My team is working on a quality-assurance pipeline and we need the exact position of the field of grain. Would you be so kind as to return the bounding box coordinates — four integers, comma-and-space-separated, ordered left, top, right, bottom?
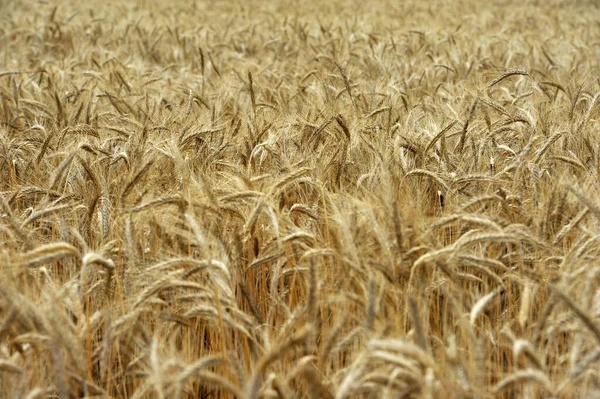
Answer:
2, 0, 600, 397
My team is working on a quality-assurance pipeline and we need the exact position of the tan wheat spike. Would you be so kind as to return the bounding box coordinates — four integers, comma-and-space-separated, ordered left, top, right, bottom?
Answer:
424, 120, 458, 154
181, 370, 241, 398
19, 243, 80, 269
146, 257, 216, 273
176, 355, 231, 389
244, 199, 265, 235
445, 335, 472, 392
458, 262, 504, 287
368, 339, 435, 370
121, 160, 154, 201
247, 324, 315, 399
512, 339, 544, 370
488, 68, 530, 88
289, 204, 319, 220
366, 106, 391, 119
458, 254, 510, 272
281, 355, 318, 388
550, 155, 586, 171
335, 355, 370, 399
0, 195, 30, 246
271, 306, 308, 350
452, 174, 503, 185
23, 387, 51, 399
281, 231, 315, 245
132, 272, 182, 309
404, 169, 450, 192
299, 248, 337, 262
300, 366, 335, 399
492, 369, 554, 395
533, 131, 564, 164
458, 194, 504, 212
329, 327, 365, 362
571, 348, 600, 377
566, 184, 600, 224
553, 208, 589, 245
576, 90, 600, 134
0, 70, 25, 78
432, 214, 503, 232
0, 359, 23, 374
268, 375, 293, 399
550, 286, 600, 346
219, 190, 266, 203
453, 231, 519, 251
247, 250, 285, 270
183, 305, 254, 338
519, 283, 533, 329
411, 247, 456, 273
470, 289, 500, 324
335, 61, 357, 110
268, 167, 313, 195
20, 203, 80, 228
131, 197, 187, 213
179, 127, 226, 147
178, 293, 254, 325
82, 252, 115, 271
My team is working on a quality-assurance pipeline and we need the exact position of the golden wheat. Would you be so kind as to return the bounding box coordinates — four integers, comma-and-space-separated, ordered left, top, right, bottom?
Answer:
2, 0, 600, 397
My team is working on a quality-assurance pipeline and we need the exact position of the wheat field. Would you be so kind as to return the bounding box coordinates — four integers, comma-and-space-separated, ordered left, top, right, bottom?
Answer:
1, 0, 600, 397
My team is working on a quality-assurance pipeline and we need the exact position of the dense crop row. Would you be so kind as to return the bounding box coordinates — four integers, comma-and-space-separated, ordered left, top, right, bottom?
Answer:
1, 0, 600, 397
